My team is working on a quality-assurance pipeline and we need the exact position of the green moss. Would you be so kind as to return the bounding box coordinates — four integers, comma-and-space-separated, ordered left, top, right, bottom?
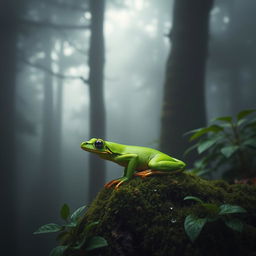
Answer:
70, 173, 256, 255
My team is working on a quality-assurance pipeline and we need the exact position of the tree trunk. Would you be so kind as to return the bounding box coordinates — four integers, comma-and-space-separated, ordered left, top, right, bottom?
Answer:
88, 0, 106, 201
160, 0, 213, 166
41, 39, 54, 177
54, 41, 64, 173
30, 37, 60, 256
0, 1, 18, 254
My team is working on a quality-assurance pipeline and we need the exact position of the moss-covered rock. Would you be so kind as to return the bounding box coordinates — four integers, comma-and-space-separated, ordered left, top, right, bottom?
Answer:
66, 172, 256, 256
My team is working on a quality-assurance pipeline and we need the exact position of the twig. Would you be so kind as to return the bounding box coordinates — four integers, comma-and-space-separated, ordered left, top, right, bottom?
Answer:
19, 57, 89, 84
20, 18, 90, 30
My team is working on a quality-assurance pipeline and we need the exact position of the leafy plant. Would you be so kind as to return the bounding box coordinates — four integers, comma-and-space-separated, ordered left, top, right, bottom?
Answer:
34, 204, 108, 256
184, 109, 256, 180
183, 196, 247, 242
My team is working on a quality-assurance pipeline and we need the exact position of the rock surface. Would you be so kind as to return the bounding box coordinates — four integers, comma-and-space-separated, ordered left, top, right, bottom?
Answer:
68, 172, 256, 256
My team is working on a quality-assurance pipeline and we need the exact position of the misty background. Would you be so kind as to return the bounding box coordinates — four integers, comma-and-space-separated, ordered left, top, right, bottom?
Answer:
1, 0, 256, 255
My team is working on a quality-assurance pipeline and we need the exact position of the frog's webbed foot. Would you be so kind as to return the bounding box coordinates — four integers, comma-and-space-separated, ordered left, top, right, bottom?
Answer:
104, 177, 129, 189
134, 169, 167, 178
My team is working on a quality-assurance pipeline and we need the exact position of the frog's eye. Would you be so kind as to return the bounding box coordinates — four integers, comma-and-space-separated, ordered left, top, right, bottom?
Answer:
94, 139, 104, 149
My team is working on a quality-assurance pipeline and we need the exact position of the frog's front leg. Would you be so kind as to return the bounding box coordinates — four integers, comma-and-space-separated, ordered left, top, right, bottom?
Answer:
104, 154, 138, 189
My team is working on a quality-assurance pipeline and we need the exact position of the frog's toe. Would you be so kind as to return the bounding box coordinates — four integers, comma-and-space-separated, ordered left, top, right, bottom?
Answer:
104, 179, 120, 188
135, 170, 167, 178
114, 177, 129, 189
134, 169, 152, 178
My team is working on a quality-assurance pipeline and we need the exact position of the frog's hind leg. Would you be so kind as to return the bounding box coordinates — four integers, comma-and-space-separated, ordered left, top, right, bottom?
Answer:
134, 170, 167, 178
148, 154, 186, 172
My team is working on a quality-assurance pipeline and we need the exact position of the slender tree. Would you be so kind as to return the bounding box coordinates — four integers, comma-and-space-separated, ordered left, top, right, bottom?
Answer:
160, 0, 213, 165
88, 0, 106, 201
54, 41, 64, 172
0, 1, 20, 254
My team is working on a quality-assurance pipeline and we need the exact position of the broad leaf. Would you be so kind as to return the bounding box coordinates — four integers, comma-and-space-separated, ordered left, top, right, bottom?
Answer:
194, 168, 211, 176
197, 139, 216, 154
214, 116, 232, 123
184, 196, 204, 204
243, 138, 256, 149
184, 215, 207, 242
50, 245, 69, 256
85, 221, 100, 233
33, 223, 63, 234
190, 125, 223, 141
237, 118, 247, 127
244, 118, 256, 129
219, 204, 247, 215
65, 222, 77, 228
85, 236, 108, 251
221, 145, 239, 158
71, 205, 87, 222
202, 203, 219, 215
184, 143, 198, 156
237, 109, 255, 121
224, 218, 244, 232
183, 128, 202, 137
194, 157, 208, 169
60, 204, 70, 221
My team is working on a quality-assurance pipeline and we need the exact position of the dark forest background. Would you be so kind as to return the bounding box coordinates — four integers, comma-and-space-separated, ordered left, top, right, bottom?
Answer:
1, 0, 256, 255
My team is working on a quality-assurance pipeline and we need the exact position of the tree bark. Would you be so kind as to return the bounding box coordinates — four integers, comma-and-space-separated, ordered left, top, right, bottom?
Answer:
88, 0, 106, 201
0, 1, 19, 254
160, 0, 213, 166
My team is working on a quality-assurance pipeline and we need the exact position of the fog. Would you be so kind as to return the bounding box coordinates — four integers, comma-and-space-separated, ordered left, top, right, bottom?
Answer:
1, 0, 256, 255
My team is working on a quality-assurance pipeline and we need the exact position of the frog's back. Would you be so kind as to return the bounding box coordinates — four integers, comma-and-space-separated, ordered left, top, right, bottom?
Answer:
122, 145, 158, 155
106, 141, 171, 159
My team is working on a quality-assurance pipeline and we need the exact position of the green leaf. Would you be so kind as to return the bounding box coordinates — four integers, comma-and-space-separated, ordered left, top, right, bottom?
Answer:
194, 157, 208, 169
221, 145, 239, 158
190, 125, 223, 141
85, 236, 108, 251
214, 116, 233, 123
244, 117, 256, 129
197, 139, 216, 154
184, 143, 198, 156
33, 223, 63, 234
237, 109, 256, 121
237, 118, 247, 127
224, 218, 244, 232
202, 203, 220, 215
243, 138, 256, 149
184, 215, 207, 242
219, 204, 247, 215
60, 204, 70, 221
49, 245, 69, 256
65, 222, 77, 228
183, 128, 202, 137
70, 205, 87, 222
184, 196, 204, 204
195, 168, 212, 176
85, 221, 100, 233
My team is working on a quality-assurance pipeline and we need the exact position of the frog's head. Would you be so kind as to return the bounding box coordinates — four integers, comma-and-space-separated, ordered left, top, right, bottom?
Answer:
81, 138, 112, 155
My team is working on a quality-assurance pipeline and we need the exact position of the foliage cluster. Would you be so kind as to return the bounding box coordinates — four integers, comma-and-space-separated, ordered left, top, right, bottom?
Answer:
183, 196, 247, 242
185, 109, 256, 181
34, 204, 107, 256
